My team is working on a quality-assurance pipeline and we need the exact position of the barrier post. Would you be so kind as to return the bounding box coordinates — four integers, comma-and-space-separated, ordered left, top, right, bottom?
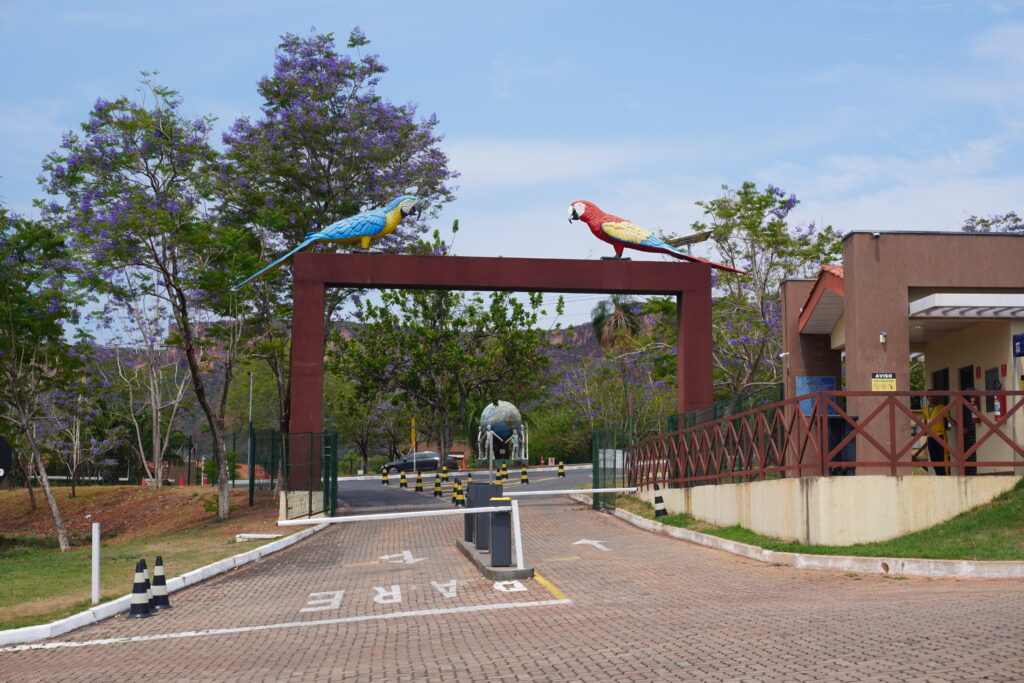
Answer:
474, 482, 502, 551
489, 497, 512, 567
91, 522, 100, 604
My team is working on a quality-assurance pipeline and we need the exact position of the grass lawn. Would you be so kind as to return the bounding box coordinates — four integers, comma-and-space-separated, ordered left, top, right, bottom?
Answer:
0, 485, 286, 631
604, 479, 1024, 562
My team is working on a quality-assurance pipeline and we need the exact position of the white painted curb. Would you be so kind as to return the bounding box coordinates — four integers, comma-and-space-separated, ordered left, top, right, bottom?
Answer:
568, 493, 1024, 580
0, 522, 329, 647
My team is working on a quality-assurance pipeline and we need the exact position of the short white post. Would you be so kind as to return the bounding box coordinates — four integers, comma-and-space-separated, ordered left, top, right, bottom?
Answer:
510, 499, 524, 570
91, 522, 100, 604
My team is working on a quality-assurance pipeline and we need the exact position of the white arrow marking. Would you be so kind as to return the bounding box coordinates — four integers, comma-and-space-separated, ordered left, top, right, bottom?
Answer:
379, 550, 426, 564
573, 539, 611, 552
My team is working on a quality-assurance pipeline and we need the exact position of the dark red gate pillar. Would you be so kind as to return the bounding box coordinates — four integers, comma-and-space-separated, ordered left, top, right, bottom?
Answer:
285, 253, 715, 488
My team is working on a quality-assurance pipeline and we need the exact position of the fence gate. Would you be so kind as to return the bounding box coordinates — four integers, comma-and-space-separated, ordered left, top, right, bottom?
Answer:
275, 431, 340, 520
591, 427, 628, 511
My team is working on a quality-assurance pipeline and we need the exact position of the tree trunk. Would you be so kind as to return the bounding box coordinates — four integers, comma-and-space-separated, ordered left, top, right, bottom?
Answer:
171, 292, 229, 520
23, 422, 70, 551
21, 448, 37, 510
151, 365, 162, 488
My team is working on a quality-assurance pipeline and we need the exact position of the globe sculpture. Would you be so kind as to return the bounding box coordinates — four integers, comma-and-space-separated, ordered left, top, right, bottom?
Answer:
478, 400, 527, 472
479, 401, 522, 442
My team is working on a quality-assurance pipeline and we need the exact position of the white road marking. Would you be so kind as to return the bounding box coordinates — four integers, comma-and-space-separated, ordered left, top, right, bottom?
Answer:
0, 600, 572, 652
372, 585, 402, 604
300, 591, 344, 613
379, 550, 425, 564
573, 539, 611, 551
431, 579, 458, 598
493, 580, 528, 592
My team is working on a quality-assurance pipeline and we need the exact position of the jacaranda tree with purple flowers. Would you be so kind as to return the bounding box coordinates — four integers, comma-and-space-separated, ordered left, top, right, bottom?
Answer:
40, 77, 258, 520
221, 28, 458, 433
961, 211, 1023, 234
689, 182, 843, 397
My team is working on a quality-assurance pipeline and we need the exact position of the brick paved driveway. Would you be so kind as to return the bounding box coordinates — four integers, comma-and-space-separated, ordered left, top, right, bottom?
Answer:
3, 482, 1023, 681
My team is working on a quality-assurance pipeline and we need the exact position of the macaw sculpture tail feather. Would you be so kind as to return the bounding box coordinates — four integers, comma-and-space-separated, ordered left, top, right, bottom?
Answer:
567, 200, 745, 274
234, 196, 425, 289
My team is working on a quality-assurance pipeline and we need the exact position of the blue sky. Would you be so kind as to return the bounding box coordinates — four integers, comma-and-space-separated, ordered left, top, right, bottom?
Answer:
2, 0, 1023, 326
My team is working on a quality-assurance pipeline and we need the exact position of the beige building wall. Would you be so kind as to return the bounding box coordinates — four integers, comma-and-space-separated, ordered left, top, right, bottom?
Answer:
924, 320, 1024, 470
637, 475, 1020, 545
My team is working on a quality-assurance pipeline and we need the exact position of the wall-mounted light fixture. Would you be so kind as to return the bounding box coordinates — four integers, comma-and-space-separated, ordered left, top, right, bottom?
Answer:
879, 331, 888, 343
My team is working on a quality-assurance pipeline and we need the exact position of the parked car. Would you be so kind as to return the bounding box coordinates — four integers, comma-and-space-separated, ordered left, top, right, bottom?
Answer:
382, 451, 460, 474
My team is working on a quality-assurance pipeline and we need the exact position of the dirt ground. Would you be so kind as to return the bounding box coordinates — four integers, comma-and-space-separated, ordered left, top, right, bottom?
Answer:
0, 485, 279, 544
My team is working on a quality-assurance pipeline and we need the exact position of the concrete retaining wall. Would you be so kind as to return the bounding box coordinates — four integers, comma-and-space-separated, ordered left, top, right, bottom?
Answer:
638, 475, 1021, 545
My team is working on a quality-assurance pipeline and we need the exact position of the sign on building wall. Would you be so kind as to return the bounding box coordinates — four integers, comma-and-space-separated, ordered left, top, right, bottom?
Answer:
871, 372, 897, 392
796, 376, 837, 416
1014, 333, 1024, 358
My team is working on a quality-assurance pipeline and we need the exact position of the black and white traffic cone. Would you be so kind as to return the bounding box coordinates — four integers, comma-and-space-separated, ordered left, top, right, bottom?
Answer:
140, 558, 155, 611
151, 556, 172, 610
433, 474, 442, 497
558, 461, 565, 477
653, 483, 668, 519
399, 472, 408, 489
415, 471, 423, 493
127, 560, 152, 618
381, 468, 389, 486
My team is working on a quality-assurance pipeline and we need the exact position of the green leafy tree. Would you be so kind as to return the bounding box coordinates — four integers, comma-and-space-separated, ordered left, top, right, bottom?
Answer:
328, 230, 552, 457
688, 182, 842, 397
40, 77, 258, 520
0, 209, 91, 550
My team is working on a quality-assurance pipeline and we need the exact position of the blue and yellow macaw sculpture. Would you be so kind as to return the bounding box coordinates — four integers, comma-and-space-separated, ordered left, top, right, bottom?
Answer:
235, 195, 425, 288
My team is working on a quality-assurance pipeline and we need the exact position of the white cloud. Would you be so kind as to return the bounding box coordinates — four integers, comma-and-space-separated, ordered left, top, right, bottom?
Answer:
971, 21, 1024, 67
444, 138, 665, 189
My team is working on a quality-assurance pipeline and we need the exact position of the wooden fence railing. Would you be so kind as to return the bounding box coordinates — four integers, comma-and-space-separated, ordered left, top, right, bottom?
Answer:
627, 391, 1024, 489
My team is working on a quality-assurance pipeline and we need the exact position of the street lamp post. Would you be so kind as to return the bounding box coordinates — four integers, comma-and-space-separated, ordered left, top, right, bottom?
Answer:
247, 371, 254, 506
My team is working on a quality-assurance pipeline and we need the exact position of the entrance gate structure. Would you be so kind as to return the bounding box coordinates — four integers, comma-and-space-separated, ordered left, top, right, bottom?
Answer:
287, 252, 717, 488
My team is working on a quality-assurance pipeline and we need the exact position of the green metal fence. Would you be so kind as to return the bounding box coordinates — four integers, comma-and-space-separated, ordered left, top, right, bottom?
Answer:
247, 428, 283, 506
591, 426, 630, 511
281, 431, 339, 520
666, 383, 784, 431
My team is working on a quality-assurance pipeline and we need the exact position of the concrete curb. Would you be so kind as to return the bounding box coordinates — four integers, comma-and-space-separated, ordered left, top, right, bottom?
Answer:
455, 539, 534, 580
0, 522, 329, 647
567, 493, 1024, 580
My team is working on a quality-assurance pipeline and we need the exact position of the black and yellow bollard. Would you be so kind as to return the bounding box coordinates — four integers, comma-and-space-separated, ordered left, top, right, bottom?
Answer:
399, 472, 408, 489
126, 560, 152, 618
520, 465, 529, 485
495, 466, 503, 483
441, 466, 449, 483
433, 474, 442, 497
557, 461, 565, 478
415, 470, 423, 492
151, 556, 172, 610
381, 468, 389, 486
455, 480, 466, 507
467, 470, 473, 485
501, 463, 508, 481
451, 479, 460, 505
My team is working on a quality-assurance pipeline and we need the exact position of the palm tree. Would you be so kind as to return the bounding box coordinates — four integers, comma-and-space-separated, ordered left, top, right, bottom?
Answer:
591, 295, 643, 351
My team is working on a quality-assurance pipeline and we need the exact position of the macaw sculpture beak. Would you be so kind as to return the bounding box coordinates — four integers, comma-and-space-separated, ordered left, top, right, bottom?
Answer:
568, 207, 579, 223
404, 199, 426, 218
